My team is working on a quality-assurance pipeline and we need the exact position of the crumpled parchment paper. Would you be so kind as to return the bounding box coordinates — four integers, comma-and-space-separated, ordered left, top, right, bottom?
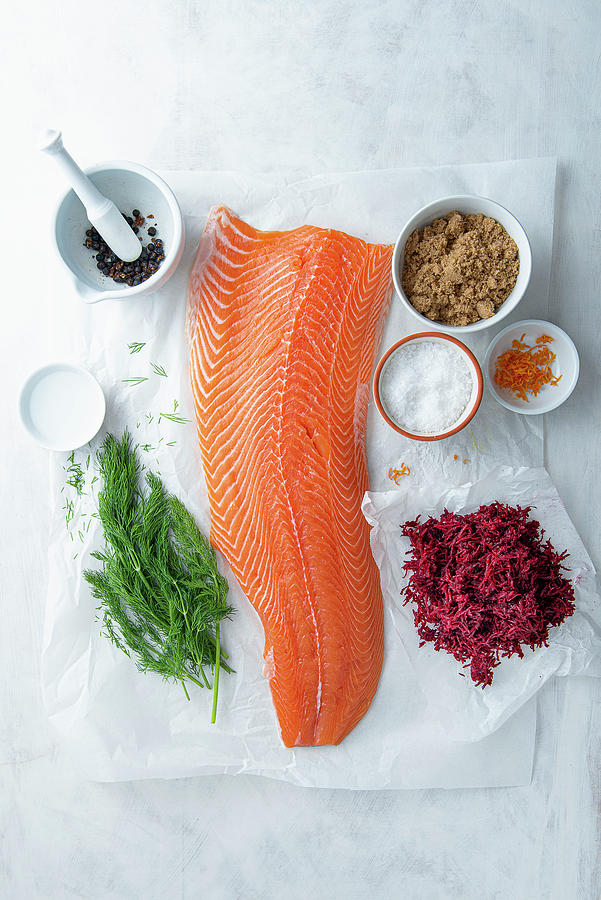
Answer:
42, 159, 567, 788
363, 464, 601, 743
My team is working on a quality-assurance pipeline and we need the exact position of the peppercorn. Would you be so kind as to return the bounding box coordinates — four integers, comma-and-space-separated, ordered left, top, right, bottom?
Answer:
82, 209, 164, 287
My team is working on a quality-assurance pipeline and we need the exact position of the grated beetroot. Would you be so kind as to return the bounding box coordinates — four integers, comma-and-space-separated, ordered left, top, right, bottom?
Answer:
400, 502, 576, 686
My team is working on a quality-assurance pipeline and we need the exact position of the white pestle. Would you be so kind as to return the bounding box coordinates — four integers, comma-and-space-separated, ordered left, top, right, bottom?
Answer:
40, 129, 142, 262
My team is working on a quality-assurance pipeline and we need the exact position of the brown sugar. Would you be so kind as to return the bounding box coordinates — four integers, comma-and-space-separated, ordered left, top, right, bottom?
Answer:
401, 212, 520, 326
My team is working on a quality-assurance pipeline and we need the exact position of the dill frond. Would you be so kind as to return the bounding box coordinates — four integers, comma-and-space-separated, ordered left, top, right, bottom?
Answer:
84, 432, 233, 720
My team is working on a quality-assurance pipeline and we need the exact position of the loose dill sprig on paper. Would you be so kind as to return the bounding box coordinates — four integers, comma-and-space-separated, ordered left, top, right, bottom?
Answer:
84, 432, 234, 721
128, 342, 146, 354
159, 412, 191, 425
151, 362, 168, 378
64, 452, 86, 496
122, 376, 149, 386
63, 498, 75, 528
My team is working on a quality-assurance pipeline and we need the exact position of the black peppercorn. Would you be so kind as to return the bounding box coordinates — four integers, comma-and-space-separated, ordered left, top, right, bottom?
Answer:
82, 208, 164, 287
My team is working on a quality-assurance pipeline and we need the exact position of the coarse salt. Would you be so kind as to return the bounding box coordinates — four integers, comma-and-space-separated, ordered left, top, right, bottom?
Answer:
379, 341, 474, 434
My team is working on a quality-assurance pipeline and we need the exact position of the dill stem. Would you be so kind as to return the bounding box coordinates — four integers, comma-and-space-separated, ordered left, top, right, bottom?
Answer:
131, 558, 155, 600
185, 672, 206, 690
198, 664, 211, 689
211, 623, 221, 725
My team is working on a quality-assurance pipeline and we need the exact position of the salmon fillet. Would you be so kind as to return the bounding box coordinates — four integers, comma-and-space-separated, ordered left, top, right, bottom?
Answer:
187, 206, 393, 746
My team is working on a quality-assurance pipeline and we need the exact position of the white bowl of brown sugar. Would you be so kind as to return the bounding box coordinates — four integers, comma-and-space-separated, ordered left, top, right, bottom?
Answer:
392, 195, 532, 333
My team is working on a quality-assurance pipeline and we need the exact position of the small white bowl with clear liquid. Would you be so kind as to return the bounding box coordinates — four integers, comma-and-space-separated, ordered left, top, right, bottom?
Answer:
19, 363, 106, 451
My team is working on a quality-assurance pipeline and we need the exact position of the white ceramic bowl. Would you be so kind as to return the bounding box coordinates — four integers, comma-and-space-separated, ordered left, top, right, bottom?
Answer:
373, 332, 484, 441
54, 160, 185, 304
392, 195, 532, 334
19, 363, 106, 451
484, 319, 579, 415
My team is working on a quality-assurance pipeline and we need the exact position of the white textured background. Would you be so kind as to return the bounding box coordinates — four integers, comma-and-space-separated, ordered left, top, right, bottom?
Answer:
2, 1, 600, 897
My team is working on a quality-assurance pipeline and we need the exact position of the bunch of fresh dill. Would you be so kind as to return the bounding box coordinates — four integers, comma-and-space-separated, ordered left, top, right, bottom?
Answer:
84, 431, 233, 722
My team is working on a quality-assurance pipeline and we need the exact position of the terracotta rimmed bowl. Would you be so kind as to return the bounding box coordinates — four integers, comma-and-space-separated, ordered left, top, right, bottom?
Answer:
373, 332, 484, 441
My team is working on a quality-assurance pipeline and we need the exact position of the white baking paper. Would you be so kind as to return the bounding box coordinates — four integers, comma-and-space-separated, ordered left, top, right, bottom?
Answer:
363, 465, 601, 743
43, 159, 560, 788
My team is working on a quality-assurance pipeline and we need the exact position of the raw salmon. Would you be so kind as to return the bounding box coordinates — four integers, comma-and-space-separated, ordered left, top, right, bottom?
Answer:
187, 206, 393, 746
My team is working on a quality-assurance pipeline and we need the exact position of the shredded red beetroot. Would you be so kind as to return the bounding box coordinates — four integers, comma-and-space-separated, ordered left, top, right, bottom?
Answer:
400, 502, 575, 686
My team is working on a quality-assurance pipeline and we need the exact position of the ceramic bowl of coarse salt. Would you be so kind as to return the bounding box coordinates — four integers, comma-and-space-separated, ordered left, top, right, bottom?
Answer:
373, 333, 483, 441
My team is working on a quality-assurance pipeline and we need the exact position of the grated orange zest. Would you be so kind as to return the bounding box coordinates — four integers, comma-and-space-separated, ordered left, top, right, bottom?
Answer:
388, 464, 411, 484
494, 333, 562, 402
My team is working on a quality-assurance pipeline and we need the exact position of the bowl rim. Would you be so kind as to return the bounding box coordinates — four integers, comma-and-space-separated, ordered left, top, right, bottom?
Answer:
18, 362, 106, 451
483, 318, 580, 415
373, 331, 484, 441
53, 159, 185, 298
391, 193, 532, 334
